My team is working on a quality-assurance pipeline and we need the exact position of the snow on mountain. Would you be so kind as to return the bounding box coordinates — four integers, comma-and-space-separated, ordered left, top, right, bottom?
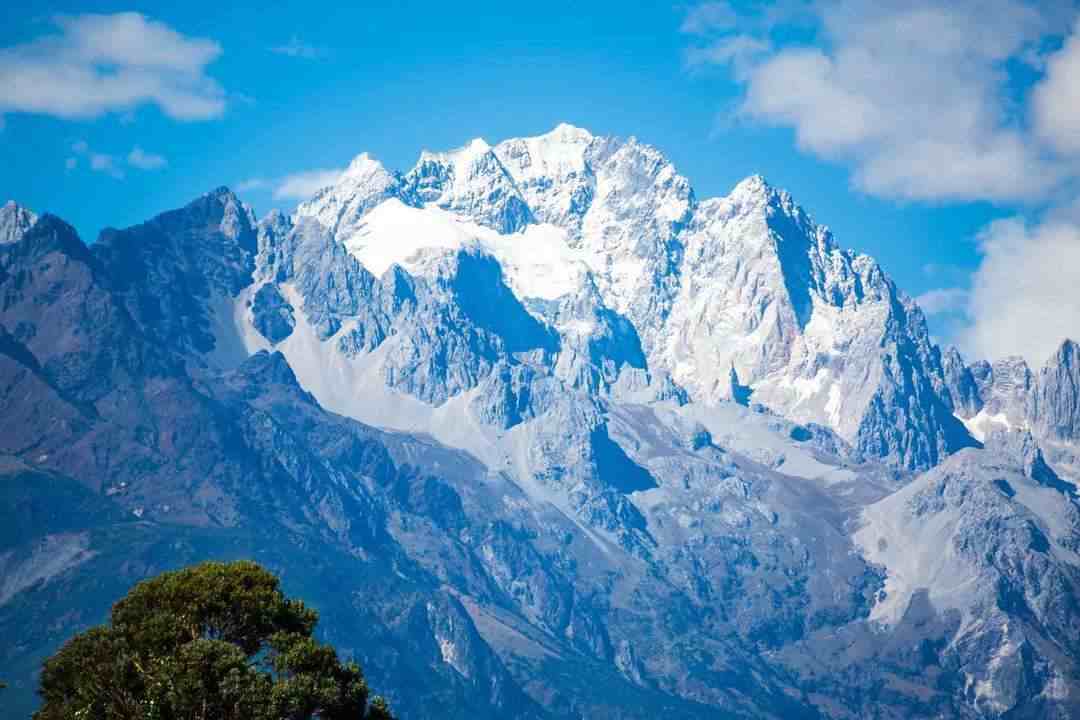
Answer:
981, 356, 1036, 425
944, 341, 1080, 452
0, 200, 37, 244
406, 137, 533, 234
7, 140, 1080, 718
295, 153, 399, 237
492, 123, 595, 232
287, 125, 967, 469
335, 198, 587, 301
657, 174, 959, 463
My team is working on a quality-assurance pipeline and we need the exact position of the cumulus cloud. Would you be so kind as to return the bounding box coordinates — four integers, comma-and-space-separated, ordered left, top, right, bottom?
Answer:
68, 139, 123, 179
683, 1, 1080, 363
916, 287, 970, 316
1033, 18, 1080, 156
127, 146, 167, 170
683, 0, 1076, 202
0, 12, 225, 121
955, 217, 1080, 366
272, 169, 343, 200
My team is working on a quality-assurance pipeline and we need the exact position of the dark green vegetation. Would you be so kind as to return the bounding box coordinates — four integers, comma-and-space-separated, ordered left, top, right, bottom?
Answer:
34, 561, 392, 720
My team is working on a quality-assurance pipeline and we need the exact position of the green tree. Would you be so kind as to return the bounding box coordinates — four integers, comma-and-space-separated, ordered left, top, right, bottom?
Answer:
35, 560, 394, 720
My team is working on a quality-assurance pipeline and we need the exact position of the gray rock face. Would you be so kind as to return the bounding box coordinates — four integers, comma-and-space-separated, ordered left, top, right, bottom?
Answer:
854, 444, 1080, 717
546, 278, 648, 395
1035, 340, 1080, 442
664, 177, 973, 470
4, 128, 1080, 719
269, 216, 389, 341
985, 356, 1036, 423
287, 129, 974, 471
468, 361, 551, 430
250, 282, 295, 344
941, 345, 983, 418
0, 200, 37, 244
403, 141, 534, 234
940, 341, 1080, 454
92, 187, 258, 358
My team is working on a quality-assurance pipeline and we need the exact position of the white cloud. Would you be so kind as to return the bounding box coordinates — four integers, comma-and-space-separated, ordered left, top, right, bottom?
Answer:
234, 172, 341, 200
1033, 18, 1080, 155
127, 146, 167, 170
236, 178, 269, 192
685, 35, 770, 74
69, 139, 123, 178
90, 153, 123, 179
71, 141, 167, 174
685, 0, 1077, 202
270, 36, 325, 60
0, 12, 224, 121
920, 213, 1080, 366
681, 1, 1080, 366
681, 2, 737, 35
272, 169, 343, 200
916, 287, 969, 316
952, 216, 1080, 365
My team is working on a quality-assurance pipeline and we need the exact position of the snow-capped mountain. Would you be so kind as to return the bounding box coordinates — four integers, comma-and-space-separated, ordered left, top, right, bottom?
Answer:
284, 124, 970, 470
946, 341, 1080, 446
3, 125, 1080, 719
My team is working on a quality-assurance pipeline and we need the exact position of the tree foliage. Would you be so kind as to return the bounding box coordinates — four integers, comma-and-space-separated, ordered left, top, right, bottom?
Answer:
35, 560, 393, 720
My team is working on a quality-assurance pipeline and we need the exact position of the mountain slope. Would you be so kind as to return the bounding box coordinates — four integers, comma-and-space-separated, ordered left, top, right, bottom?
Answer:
291, 126, 971, 470
2, 126, 1080, 719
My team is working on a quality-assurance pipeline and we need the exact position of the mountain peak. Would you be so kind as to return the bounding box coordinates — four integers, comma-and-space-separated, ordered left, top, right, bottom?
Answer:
539, 122, 594, 143
1056, 337, 1079, 353
0, 199, 38, 245
723, 174, 810, 232
730, 174, 777, 201
206, 186, 238, 202
418, 137, 492, 166
344, 151, 378, 171
15, 213, 91, 263
464, 136, 491, 153
341, 152, 394, 184
187, 187, 256, 241
1050, 338, 1080, 366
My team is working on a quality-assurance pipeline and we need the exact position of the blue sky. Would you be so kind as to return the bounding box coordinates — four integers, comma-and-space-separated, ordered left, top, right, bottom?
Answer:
2, 1, 1079, 363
